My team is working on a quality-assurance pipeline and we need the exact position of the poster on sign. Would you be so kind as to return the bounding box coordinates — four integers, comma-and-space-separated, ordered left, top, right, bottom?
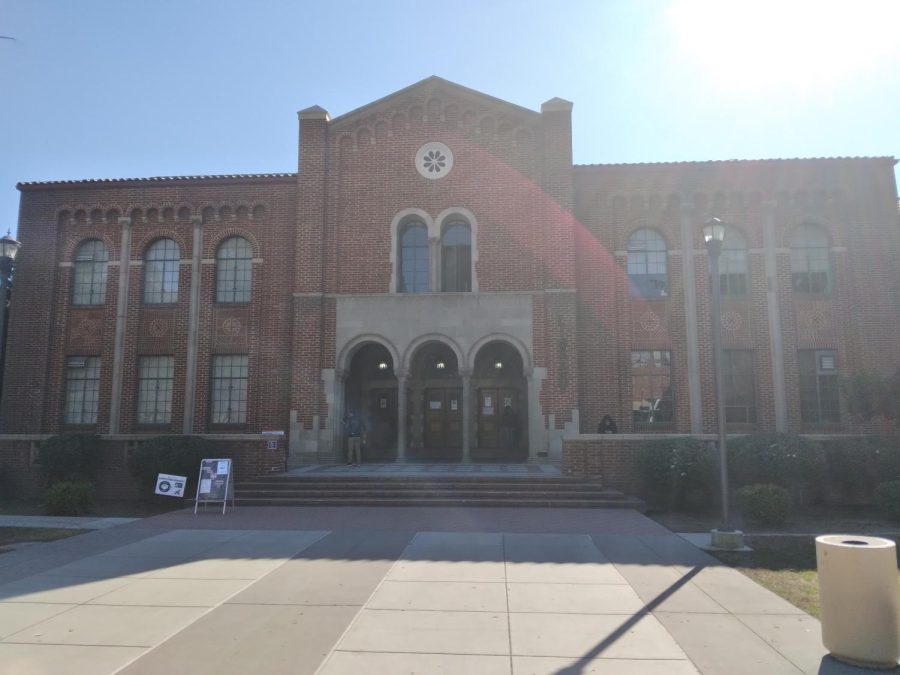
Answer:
194, 458, 234, 515
155, 473, 187, 498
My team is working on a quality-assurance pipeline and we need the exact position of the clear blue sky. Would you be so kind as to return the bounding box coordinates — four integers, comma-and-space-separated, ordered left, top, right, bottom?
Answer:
2, 0, 898, 236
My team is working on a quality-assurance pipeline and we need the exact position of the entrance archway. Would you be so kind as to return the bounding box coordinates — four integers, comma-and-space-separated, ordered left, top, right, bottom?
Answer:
408, 341, 462, 460
345, 342, 397, 461
472, 341, 528, 461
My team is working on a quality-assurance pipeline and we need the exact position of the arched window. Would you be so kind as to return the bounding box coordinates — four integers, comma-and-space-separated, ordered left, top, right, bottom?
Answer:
627, 228, 667, 298
720, 229, 749, 296
790, 224, 831, 293
143, 238, 180, 304
73, 240, 109, 305
215, 236, 253, 303
399, 222, 429, 293
440, 221, 471, 292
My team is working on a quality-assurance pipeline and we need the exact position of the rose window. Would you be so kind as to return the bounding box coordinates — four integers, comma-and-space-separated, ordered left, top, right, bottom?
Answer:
415, 142, 454, 180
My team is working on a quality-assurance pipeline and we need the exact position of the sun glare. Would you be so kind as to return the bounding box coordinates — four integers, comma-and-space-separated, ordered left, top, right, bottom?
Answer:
667, 0, 900, 93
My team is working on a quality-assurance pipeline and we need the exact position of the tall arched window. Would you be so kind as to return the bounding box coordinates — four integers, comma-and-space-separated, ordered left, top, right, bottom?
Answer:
216, 236, 253, 303
627, 228, 667, 297
399, 222, 429, 293
440, 221, 471, 292
790, 224, 831, 293
143, 238, 180, 304
720, 229, 749, 296
73, 240, 109, 305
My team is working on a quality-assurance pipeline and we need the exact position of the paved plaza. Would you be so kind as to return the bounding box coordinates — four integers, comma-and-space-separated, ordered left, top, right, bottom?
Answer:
0, 506, 881, 674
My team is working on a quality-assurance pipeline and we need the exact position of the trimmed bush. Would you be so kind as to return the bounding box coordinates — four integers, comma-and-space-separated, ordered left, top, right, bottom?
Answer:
728, 433, 824, 501
636, 437, 716, 511
737, 484, 792, 526
45, 481, 94, 516
822, 436, 900, 502
126, 435, 214, 490
874, 480, 900, 521
36, 434, 102, 485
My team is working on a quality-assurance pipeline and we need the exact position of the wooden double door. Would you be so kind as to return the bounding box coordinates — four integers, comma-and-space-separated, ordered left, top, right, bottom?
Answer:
420, 387, 462, 459
364, 388, 397, 460
476, 387, 525, 460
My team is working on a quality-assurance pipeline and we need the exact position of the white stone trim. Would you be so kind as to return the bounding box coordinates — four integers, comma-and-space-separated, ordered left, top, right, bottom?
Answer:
336, 333, 402, 374
401, 332, 467, 372
466, 332, 533, 371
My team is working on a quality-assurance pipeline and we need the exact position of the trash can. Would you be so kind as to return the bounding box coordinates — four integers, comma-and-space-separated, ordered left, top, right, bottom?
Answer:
816, 535, 899, 670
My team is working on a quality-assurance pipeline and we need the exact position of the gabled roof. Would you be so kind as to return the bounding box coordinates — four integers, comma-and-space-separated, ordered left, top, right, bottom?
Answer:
329, 75, 541, 127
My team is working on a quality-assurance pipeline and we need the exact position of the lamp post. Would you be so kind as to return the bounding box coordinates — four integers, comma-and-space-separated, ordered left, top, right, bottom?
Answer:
703, 218, 742, 549
0, 232, 22, 402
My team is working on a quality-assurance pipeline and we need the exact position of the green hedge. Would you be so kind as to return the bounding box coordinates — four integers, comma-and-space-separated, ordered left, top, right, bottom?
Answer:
738, 484, 792, 526
636, 437, 716, 511
36, 434, 103, 485
126, 435, 214, 491
636, 433, 900, 512
45, 481, 95, 516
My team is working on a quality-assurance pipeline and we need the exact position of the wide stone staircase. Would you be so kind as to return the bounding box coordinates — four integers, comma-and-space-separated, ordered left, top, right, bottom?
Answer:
234, 471, 644, 509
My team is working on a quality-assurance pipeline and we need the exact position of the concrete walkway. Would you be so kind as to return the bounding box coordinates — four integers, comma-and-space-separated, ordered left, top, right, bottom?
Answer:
0, 507, 881, 674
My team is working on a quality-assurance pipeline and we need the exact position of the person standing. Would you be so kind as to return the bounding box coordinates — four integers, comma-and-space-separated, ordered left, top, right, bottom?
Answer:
344, 410, 365, 466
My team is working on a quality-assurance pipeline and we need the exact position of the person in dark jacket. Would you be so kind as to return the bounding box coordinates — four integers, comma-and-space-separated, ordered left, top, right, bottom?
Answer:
597, 415, 618, 434
344, 410, 365, 466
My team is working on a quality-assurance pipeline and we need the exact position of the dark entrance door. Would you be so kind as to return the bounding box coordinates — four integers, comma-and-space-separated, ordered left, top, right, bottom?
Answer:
477, 387, 523, 460
422, 388, 462, 459
365, 388, 397, 460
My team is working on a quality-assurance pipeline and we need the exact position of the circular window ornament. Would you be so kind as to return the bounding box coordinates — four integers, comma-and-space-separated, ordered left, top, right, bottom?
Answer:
415, 142, 453, 180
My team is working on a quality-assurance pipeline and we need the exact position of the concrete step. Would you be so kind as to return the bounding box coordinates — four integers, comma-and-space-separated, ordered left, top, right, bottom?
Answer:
235, 488, 627, 499
232, 496, 645, 508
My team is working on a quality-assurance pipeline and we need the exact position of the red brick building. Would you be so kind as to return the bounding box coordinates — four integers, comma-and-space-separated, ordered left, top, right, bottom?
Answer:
2, 77, 899, 494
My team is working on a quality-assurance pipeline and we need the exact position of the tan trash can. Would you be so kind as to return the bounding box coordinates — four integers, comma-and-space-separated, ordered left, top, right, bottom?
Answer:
815, 535, 899, 670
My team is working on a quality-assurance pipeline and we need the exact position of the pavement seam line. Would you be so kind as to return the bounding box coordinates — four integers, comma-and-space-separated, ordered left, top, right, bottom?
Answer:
106, 528, 329, 675
731, 611, 818, 674
502, 533, 514, 674
311, 529, 417, 675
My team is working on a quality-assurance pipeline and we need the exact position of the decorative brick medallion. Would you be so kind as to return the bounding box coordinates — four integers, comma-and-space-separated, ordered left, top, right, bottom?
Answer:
415, 142, 453, 180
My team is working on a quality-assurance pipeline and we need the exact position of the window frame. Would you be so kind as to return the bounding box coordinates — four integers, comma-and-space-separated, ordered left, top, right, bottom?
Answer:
720, 229, 750, 297
798, 349, 840, 424
440, 220, 472, 293
627, 228, 668, 298
631, 349, 674, 428
398, 221, 430, 293
215, 236, 253, 304
722, 349, 757, 424
136, 355, 175, 426
63, 356, 101, 426
790, 224, 832, 295
143, 238, 181, 305
210, 354, 249, 426
72, 240, 110, 306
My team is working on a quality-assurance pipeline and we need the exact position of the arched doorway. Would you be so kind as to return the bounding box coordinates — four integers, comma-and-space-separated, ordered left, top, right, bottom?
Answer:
345, 343, 397, 461
473, 341, 528, 461
408, 341, 462, 461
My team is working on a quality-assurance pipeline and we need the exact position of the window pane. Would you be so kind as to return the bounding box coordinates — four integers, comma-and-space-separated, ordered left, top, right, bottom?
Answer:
627, 229, 667, 298
399, 223, 429, 293
216, 237, 253, 303
799, 349, 839, 423
440, 222, 472, 292
724, 351, 756, 423
137, 356, 174, 425
211, 355, 249, 424
73, 241, 109, 305
632, 350, 673, 426
790, 225, 831, 294
64, 356, 101, 425
144, 239, 180, 304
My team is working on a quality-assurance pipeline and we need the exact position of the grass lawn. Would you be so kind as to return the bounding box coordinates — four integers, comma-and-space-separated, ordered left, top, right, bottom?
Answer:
0, 527, 86, 550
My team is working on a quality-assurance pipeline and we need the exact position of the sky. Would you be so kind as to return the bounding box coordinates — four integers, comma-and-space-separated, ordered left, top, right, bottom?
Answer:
2, 0, 898, 237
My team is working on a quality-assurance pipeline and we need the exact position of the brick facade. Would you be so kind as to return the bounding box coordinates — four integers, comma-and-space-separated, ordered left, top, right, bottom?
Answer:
1, 77, 898, 497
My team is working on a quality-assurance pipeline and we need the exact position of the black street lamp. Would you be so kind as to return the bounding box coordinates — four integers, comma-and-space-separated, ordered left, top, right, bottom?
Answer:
703, 218, 743, 549
0, 231, 22, 402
